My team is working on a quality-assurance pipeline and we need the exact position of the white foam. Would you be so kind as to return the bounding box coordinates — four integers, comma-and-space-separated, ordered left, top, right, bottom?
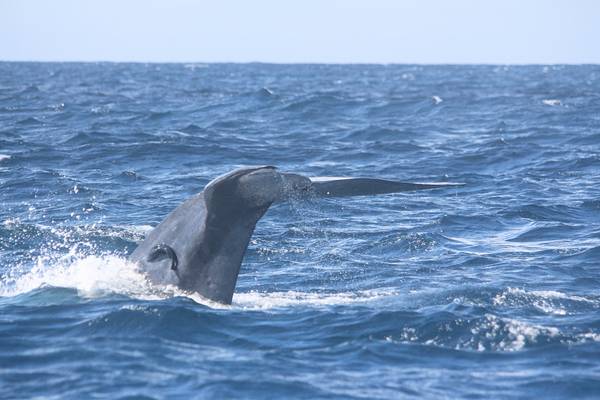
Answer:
472, 314, 559, 351
2, 217, 20, 227
527, 289, 593, 303
389, 313, 560, 352
493, 287, 595, 315
0, 154, 11, 162
0, 252, 227, 307
574, 332, 600, 343
0, 249, 395, 310
542, 99, 561, 106
1, 254, 149, 299
232, 289, 397, 310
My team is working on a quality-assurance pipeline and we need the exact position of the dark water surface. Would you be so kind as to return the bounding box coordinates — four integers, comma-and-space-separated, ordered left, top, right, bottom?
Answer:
1, 63, 599, 399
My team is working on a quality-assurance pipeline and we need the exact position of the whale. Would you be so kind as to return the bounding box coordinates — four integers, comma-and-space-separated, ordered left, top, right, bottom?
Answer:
129, 166, 462, 304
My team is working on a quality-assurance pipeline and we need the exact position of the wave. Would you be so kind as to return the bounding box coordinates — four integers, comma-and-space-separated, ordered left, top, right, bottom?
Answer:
493, 287, 598, 316
384, 311, 600, 352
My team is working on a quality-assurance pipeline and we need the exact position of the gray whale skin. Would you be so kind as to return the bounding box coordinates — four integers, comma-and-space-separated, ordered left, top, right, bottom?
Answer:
129, 166, 462, 304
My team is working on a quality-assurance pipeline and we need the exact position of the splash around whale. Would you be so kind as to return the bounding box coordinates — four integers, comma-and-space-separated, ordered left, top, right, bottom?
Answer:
129, 166, 463, 304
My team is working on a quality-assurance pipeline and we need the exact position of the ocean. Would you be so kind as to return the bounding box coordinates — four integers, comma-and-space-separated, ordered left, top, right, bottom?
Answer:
0, 62, 599, 399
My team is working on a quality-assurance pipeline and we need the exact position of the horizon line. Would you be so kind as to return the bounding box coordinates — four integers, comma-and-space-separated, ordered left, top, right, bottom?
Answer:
1, 59, 599, 66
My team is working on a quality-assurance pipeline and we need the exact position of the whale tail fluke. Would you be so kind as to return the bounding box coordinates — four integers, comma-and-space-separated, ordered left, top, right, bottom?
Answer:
131, 167, 465, 305
308, 176, 464, 198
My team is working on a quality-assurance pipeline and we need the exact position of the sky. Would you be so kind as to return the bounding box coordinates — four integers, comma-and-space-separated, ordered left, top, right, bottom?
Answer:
0, 0, 598, 64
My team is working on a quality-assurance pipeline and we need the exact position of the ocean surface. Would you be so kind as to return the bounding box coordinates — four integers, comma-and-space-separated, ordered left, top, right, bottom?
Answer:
0, 62, 599, 399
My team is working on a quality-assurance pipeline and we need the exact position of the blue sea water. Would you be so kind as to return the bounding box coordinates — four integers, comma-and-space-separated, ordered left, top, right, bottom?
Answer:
0, 62, 599, 399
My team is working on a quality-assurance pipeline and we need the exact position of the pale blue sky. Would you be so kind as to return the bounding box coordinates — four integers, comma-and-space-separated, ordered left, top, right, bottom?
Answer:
1, 0, 598, 63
